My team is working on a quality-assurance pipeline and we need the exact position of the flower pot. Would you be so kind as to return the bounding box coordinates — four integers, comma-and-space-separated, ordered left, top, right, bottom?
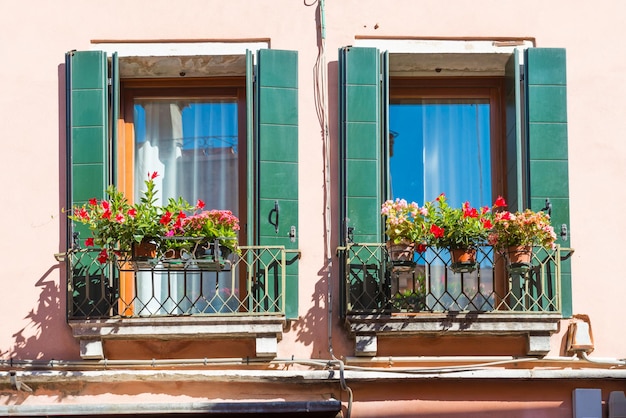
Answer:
386, 241, 416, 263
507, 245, 532, 264
132, 239, 157, 261
450, 248, 477, 273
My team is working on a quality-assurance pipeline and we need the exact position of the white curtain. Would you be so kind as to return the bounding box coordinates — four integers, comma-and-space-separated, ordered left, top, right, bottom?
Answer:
134, 99, 239, 315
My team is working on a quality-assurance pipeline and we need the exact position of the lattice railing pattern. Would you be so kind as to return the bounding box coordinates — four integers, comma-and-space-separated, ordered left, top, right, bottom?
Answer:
338, 243, 567, 315
67, 246, 297, 319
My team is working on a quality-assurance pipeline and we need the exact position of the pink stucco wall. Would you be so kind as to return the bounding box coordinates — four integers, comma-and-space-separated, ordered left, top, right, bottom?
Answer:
1, 0, 626, 415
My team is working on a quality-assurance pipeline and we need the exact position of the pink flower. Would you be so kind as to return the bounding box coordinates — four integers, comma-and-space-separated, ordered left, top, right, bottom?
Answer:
115, 213, 125, 223
196, 199, 205, 210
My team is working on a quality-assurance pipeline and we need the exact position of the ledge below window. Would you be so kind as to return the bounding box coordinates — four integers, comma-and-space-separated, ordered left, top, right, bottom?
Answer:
346, 313, 562, 357
69, 315, 286, 360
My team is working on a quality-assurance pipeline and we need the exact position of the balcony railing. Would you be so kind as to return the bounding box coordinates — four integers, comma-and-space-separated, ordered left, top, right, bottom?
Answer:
67, 246, 299, 320
338, 243, 571, 316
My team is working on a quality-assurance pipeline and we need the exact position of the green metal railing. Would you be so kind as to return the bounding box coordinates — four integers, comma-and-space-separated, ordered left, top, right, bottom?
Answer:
338, 243, 572, 315
66, 246, 298, 319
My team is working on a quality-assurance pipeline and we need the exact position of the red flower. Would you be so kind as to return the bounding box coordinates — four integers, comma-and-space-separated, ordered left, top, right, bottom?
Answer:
75, 208, 89, 220
430, 224, 445, 238
493, 196, 507, 208
481, 206, 490, 215
462, 202, 479, 218
416, 243, 427, 254
196, 199, 205, 209
149, 171, 158, 179
501, 211, 512, 221
101, 200, 110, 210
481, 218, 493, 229
177, 211, 186, 220
115, 213, 125, 223
89, 198, 98, 206
97, 249, 108, 264
85, 237, 94, 247
160, 211, 172, 225
436, 193, 446, 202
102, 209, 111, 220
127, 207, 137, 218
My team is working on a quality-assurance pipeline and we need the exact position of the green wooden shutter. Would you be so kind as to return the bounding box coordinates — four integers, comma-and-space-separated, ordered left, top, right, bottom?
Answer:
256, 49, 299, 319
525, 47, 571, 317
66, 50, 110, 248
504, 49, 524, 212
338, 47, 384, 245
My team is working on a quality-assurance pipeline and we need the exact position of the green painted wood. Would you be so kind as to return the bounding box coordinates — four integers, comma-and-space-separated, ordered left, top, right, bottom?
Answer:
525, 47, 571, 317
504, 50, 524, 212
256, 49, 299, 319
338, 47, 383, 245
66, 50, 109, 246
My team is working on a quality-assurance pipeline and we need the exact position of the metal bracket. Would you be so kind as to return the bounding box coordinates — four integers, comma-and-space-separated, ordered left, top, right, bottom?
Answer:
289, 226, 297, 243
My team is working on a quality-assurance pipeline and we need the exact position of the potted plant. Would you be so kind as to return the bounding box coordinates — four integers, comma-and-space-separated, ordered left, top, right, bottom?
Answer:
69, 172, 240, 265
423, 193, 493, 270
381, 199, 428, 262
164, 207, 241, 259
488, 198, 557, 267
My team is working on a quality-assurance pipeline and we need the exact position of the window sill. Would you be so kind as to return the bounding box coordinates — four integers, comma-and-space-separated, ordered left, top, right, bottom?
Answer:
69, 315, 286, 360
345, 313, 561, 357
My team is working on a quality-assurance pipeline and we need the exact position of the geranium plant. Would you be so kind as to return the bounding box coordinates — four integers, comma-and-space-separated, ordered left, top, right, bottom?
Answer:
488, 197, 557, 251
423, 193, 492, 250
163, 206, 241, 255
381, 198, 429, 245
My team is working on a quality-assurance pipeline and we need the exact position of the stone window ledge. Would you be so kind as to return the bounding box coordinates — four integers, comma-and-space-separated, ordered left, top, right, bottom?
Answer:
346, 313, 562, 357
69, 315, 286, 360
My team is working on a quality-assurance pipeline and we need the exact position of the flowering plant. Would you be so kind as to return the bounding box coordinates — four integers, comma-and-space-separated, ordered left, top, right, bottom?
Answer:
165, 208, 241, 254
488, 198, 556, 251
381, 199, 429, 245
422, 193, 493, 249
70, 172, 240, 263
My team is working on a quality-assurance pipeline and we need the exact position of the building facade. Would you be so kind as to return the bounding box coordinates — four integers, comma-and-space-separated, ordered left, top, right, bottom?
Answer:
2, 1, 626, 416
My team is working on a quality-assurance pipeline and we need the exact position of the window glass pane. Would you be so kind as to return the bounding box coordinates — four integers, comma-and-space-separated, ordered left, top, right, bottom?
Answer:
389, 99, 491, 208
133, 99, 238, 214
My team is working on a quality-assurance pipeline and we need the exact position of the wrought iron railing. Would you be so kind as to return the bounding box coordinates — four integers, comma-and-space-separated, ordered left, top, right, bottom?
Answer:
338, 243, 572, 315
66, 246, 299, 319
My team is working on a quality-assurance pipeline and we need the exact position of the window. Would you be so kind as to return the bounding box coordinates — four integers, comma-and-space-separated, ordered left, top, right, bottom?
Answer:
65, 47, 299, 358
338, 44, 571, 356
389, 77, 504, 208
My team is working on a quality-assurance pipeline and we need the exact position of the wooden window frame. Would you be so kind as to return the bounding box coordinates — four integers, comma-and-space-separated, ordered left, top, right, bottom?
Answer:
389, 76, 507, 200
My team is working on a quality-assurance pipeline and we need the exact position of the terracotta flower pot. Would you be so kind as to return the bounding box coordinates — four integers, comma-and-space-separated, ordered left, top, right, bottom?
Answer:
507, 245, 532, 265
450, 247, 477, 273
386, 241, 416, 263
131, 239, 157, 260
451, 248, 477, 264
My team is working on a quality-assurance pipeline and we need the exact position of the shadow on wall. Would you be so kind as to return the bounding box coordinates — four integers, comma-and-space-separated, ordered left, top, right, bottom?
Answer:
6, 263, 80, 361
5, 63, 79, 361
